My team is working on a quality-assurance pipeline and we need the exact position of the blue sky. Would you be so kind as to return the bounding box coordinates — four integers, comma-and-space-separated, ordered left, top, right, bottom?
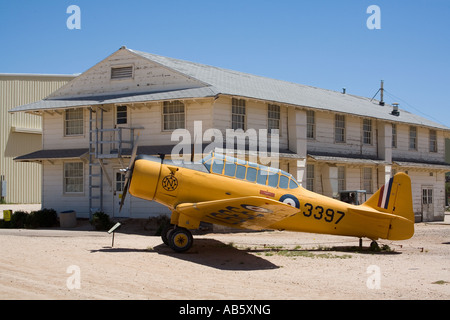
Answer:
1, 0, 449, 127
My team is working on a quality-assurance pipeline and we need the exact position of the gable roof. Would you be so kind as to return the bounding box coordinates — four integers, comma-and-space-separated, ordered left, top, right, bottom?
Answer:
9, 47, 449, 131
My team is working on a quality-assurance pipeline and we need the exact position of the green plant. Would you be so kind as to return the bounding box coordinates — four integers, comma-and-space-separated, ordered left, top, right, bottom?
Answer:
27, 208, 58, 228
154, 214, 171, 236
90, 211, 113, 231
9, 211, 29, 228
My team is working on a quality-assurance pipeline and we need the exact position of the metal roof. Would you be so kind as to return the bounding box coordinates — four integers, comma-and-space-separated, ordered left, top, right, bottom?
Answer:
9, 48, 449, 131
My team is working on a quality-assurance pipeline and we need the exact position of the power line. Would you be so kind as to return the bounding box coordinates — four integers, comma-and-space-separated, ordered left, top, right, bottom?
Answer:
383, 90, 448, 127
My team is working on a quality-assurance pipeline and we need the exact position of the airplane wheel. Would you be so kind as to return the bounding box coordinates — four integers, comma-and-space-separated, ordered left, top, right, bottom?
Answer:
370, 241, 380, 251
169, 227, 193, 253
161, 224, 175, 246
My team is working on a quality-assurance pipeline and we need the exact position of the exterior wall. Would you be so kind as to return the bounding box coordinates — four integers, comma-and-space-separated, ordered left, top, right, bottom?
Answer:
0, 74, 74, 203
48, 48, 205, 99
42, 159, 170, 219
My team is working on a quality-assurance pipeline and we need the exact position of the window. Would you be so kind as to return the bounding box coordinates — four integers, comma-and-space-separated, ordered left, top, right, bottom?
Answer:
338, 166, 345, 192
236, 165, 246, 179
163, 101, 185, 131
289, 178, 299, 189
363, 167, 373, 194
116, 106, 127, 125
232, 98, 246, 130
306, 164, 315, 191
111, 66, 133, 80
409, 126, 417, 150
246, 167, 257, 182
257, 168, 268, 185
279, 175, 289, 189
64, 162, 83, 193
392, 124, 397, 148
422, 188, 433, 205
429, 130, 437, 153
65, 109, 84, 136
115, 172, 126, 192
212, 158, 224, 174
267, 171, 279, 188
307, 110, 315, 139
224, 161, 236, 177
363, 119, 372, 145
268, 104, 280, 133
335, 114, 346, 143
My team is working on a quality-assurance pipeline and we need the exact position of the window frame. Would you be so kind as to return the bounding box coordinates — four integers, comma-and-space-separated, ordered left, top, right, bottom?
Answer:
392, 124, 397, 148
363, 119, 372, 145
306, 164, 315, 191
232, 98, 246, 130
409, 126, 417, 150
334, 114, 346, 143
363, 167, 373, 194
429, 129, 438, 153
306, 110, 315, 139
162, 100, 185, 131
115, 105, 128, 125
268, 104, 280, 134
64, 108, 84, 136
63, 161, 84, 194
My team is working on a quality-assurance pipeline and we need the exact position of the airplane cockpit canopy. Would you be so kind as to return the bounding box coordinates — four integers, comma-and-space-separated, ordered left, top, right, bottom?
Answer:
202, 152, 299, 190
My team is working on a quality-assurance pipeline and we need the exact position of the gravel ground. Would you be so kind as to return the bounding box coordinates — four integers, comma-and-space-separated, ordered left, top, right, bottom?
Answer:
0, 211, 448, 300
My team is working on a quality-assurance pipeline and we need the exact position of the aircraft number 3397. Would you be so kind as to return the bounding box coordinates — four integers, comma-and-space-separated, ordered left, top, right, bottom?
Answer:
302, 203, 345, 224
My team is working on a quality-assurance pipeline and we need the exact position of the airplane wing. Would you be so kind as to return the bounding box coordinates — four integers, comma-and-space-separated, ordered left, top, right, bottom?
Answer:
175, 196, 299, 230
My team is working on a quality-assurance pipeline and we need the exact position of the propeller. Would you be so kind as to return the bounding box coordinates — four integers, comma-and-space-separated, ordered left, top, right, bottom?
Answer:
119, 132, 140, 212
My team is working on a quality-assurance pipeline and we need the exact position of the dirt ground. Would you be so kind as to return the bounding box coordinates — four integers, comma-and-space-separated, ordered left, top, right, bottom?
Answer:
0, 213, 449, 300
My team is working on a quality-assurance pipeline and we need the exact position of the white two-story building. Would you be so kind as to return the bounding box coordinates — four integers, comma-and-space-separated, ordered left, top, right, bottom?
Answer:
10, 46, 450, 221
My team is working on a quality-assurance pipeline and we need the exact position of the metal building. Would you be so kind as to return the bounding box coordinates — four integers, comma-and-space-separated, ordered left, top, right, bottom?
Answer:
0, 74, 75, 203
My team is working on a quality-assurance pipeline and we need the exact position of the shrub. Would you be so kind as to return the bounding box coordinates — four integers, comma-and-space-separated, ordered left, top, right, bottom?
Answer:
0, 209, 59, 229
10, 211, 29, 228
90, 211, 113, 231
28, 208, 58, 228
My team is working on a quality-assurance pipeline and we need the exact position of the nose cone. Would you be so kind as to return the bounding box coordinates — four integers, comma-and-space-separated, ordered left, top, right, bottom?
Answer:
129, 156, 162, 201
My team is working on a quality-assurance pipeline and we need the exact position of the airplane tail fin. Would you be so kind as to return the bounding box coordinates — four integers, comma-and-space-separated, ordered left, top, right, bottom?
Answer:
362, 173, 414, 240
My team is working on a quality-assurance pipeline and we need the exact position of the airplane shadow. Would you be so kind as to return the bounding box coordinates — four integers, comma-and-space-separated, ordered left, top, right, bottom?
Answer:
91, 238, 280, 271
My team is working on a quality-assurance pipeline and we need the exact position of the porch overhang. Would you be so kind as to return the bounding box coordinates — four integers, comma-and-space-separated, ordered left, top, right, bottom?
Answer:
14, 148, 89, 163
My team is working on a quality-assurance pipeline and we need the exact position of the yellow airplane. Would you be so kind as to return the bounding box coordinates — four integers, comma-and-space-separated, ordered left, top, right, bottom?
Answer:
120, 151, 414, 253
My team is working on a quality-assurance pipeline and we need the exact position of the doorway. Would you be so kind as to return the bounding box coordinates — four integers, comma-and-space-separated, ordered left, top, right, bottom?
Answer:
421, 187, 434, 222
113, 170, 130, 217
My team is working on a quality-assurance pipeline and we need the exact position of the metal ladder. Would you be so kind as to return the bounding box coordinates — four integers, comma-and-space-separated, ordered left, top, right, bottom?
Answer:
88, 107, 104, 219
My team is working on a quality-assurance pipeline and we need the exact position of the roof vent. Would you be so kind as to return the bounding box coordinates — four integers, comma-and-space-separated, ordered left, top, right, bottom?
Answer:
391, 103, 400, 116
111, 66, 133, 80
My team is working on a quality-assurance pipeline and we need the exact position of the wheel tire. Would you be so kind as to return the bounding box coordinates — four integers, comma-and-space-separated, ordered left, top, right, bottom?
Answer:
169, 227, 193, 253
161, 224, 175, 246
370, 241, 380, 252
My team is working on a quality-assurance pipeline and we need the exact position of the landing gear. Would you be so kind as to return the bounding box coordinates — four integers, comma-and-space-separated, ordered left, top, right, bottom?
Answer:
370, 240, 380, 251
161, 225, 193, 253
161, 224, 175, 246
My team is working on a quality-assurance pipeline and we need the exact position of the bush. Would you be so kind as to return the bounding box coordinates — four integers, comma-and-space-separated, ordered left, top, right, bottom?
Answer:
10, 211, 29, 228
0, 209, 58, 229
27, 208, 58, 228
90, 211, 113, 231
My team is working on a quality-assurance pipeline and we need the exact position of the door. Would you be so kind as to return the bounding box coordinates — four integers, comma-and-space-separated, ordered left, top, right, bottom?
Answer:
113, 170, 130, 217
421, 187, 434, 222
114, 105, 132, 155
